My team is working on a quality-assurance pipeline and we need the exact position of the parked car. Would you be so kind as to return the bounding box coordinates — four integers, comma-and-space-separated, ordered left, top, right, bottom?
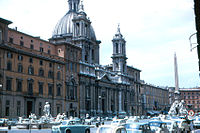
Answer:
111, 119, 126, 126
149, 120, 169, 133
96, 125, 127, 133
0, 118, 8, 126
124, 122, 152, 133
193, 116, 200, 129
162, 119, 180, 133
170, 117, 191, 132
8, 118, 18, 126
52, 119, 90, 133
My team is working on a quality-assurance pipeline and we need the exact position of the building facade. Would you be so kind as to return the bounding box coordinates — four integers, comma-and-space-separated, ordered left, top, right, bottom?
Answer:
0, 0, 169, 118
141, 82, 169, 115
180, 88, 200, 113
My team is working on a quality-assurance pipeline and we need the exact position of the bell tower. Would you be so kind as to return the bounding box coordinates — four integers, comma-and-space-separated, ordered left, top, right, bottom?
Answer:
72, 1, 100, 64
112, 25, 127, 73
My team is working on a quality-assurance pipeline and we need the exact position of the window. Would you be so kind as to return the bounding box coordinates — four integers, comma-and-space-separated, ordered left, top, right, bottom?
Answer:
9, 38, 13, 43
48, 84, 53, 96
57, 71, 61, 80
16, 79, 22, 92
5, 100, 10, 116
6, 77, 12, 91
28, 66, 34, 75
48, 50, 51, 54
18, 55, 23, 61
20, 41, 24, 46
7, 61, 12, 71
40, 47, 44, 52
27, 80, 33, 95
38, 82, 43, 94
74, 64, 77, 72
70, 63, 73, 72
58, 48, 61, 53
30, 44, 34, 49
48, 71, 53, 79
18, 63, 23, 73
7, 52, 13, 58
57, 84, 61, 96
29, 57, 33, 63
0, 28, 2, 43
116, 43, 119, 54
39, 68, 44, 76
40, 60, 43, 66
17, 101, 21, 116
49, 63, 52, 68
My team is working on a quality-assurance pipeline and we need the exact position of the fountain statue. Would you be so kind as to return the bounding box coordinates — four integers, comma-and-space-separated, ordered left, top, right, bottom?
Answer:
17, 101, 66, 129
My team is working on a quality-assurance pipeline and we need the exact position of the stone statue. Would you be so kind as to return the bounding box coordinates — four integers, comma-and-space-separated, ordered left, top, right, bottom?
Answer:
43, 102, 50, 117
178, 100, 188, 116
168, 100, 188, 116
168, 100, 179, 116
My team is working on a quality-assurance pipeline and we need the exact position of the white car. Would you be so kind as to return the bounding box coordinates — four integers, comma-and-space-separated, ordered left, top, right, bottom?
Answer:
149, 120, 169, 133
97, 125, 127, 133
111, 119, 126, 126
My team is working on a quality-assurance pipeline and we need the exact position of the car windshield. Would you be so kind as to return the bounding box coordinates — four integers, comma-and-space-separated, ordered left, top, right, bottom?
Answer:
99, 127, 113, 133
62, 120, 81, 125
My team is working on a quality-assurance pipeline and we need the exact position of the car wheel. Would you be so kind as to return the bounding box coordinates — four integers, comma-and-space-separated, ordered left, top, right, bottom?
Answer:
85, 129, 90, 133
66, 130, 71, 133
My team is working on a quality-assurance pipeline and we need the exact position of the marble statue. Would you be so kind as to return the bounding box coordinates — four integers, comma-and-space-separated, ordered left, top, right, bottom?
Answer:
43, 102, 50, 117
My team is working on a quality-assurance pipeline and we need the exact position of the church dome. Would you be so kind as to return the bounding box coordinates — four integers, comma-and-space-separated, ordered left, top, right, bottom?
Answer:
52, 10, 96, 41
52, 11, 77, 38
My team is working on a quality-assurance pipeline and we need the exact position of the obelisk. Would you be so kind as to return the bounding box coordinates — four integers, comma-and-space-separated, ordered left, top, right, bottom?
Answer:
174, 53, 180, 101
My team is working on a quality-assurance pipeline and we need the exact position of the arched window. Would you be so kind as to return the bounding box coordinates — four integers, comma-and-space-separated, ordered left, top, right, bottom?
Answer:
18, 63, 23, 73
39, 68, 44, 76
69, 80, 77, 100
0, 28, 2, 44
116, 43, 118, 54
57, 84, 61, 96
7, 61, 12, 71
28, 66, 34, 75
57, 71, 61, 80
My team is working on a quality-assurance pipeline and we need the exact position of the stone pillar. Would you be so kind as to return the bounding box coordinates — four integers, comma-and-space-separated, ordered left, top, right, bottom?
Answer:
119, 90, 122, 112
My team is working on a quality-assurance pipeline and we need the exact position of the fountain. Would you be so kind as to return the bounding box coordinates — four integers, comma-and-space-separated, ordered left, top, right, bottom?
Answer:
16, 102, 66, 129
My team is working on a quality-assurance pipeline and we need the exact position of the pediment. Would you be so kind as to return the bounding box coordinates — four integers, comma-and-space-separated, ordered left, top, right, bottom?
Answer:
99, 74, 112, 82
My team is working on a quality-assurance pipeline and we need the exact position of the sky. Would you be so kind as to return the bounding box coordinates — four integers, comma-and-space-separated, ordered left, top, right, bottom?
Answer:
0, 0, 199, 88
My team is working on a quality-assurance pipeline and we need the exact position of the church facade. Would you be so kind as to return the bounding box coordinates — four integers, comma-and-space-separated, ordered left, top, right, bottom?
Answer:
0, 0, 168, 118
